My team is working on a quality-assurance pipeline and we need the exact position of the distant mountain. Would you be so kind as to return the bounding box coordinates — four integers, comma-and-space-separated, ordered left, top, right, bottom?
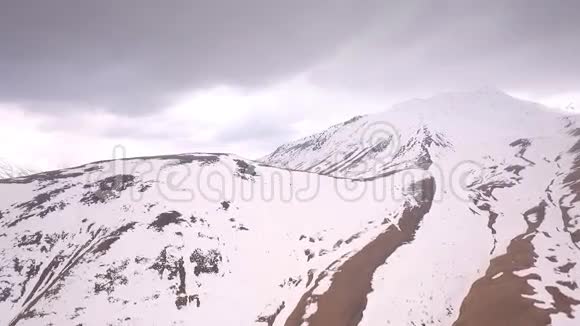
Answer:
0, 158, 35, 179
1, 90, 580, 325
262, 89, 560, 179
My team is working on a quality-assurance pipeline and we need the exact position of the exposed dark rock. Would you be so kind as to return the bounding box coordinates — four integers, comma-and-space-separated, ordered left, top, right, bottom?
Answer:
80, 175, 136, 205
190, 249, 222, 276
38, 201, 68, 218
17, 232, 43, 248
149, 247, 202, 310
557, 280, 578, 290
8, 184, 73, 227
174, 258, 186, 302
510, 138, 536, 166
505, 165, 526, 176
15, 185, 71, 212
94, 260, 129, 295
42, 232, 69, 253
69, 307, 86, 321
343, 115, 363, 125
557, 262, 576, 273
190, 215, 198, 223
92, 222, 138, 255
145, 203, 158, 212
150, 247, 180, 279
304, 249, 314, 261
0, 286, 11, 302
83, 165, 102, 173
522, 201, 547, 230
344, 233, 361, 244
176, 294, 200, 310
138, 183, 152, 193
510, 138, 532, 148
256, 301, 286, 326
234, 159, 257, 180
545, 286, 580, 318
477, 202, 500, 254
148, 211, 184, 232
370, 139, 391, 153
13, 257, 24, 273
546, 256, 558, 262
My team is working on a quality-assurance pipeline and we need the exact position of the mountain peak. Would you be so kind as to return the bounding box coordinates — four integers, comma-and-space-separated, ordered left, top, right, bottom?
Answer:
0, 158, 35, 179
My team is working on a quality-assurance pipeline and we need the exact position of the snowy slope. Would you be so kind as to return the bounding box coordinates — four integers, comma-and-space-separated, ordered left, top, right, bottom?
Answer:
262, 89, 561, 179
262, 90, 580, 326
0, 153, 431, 325
1, 90, 580, 326
0, 159, 35, 179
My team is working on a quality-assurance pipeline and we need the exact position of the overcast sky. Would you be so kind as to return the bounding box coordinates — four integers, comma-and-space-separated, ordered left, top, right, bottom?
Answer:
1, 0, 579, 170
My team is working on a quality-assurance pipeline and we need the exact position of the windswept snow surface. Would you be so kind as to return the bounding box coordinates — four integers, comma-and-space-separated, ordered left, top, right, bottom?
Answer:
1, 90, 580, 325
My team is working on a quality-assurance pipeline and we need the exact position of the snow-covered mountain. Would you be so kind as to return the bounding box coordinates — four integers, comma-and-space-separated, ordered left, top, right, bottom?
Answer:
0, 159, 35, 179
1, 90, 580, 325
262, 89, 561, 179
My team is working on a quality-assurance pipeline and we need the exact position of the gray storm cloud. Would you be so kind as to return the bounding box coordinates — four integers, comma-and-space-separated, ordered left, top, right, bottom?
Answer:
0, 0, 579, 114
311, 0, 580, 95
0, 0, 381, 113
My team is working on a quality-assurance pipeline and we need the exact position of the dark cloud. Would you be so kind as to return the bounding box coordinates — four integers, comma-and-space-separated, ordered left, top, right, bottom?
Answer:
99, 124, 191, 140
215, 114, 297, 144
311, 0, 580, 95
33, 109, 198, 140
1, 0, 579, 116
0, 0, 381, 113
